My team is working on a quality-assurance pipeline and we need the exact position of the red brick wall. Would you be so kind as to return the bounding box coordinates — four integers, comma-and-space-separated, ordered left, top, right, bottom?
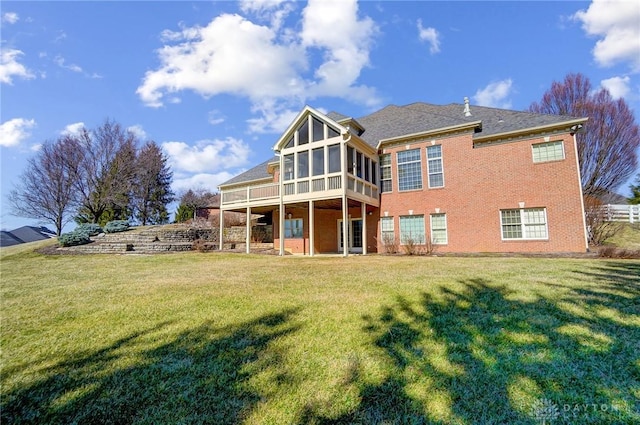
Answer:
377, 131, 587, 253
272, 206, 379, 254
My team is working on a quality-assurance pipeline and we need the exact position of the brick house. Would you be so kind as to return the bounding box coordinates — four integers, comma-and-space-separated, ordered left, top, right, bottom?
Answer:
218, 100, 589, 255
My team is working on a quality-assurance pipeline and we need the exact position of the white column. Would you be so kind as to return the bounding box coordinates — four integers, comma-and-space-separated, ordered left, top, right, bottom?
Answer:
219, 208, 224, 251
309, 200, 315, 256
246, 207, 251, 254
342, 195, 349, 257
279, 206, 285, 256
361, 202, 367, 255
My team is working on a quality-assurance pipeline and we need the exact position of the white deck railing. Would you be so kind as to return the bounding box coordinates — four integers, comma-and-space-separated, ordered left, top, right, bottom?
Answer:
221, 173, 379, 207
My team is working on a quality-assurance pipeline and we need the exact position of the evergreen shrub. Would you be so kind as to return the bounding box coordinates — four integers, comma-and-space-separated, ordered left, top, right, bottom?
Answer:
58, 231, 91, 247
104, 220, 130, 234
76, 223, 103, 236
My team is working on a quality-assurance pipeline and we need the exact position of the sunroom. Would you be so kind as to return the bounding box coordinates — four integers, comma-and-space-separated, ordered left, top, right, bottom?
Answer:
218, 106, 380, 256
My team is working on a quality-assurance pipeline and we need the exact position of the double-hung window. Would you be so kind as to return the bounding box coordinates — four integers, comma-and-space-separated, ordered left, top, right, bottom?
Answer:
427, 145, 444, 188
430, 214, 447, 244
380, 154, 392, 192
501, 208, 548, 240
399, 215, 425, 244
381, 216, 394, 243
397, 149, 422, 191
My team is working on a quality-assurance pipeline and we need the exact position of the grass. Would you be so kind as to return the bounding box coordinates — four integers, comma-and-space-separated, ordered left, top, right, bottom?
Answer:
1, 245, 639, 424
605, 223, 640, 250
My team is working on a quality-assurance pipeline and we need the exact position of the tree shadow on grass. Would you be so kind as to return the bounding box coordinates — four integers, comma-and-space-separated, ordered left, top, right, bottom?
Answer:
2, 308, 300, 424
301, 271, 639, 424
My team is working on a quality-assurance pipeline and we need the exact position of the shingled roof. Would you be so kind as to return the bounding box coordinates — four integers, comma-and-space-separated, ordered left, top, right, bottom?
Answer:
220, 156, 278, 187
357, 102, 583, 147
220, 102, 584, 187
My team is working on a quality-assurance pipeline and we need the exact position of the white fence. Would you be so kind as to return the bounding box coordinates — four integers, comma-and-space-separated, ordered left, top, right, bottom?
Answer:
602, 204, 640, 223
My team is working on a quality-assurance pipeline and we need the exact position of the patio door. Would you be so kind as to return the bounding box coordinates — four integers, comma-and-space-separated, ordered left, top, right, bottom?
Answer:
338, 219, 363, 253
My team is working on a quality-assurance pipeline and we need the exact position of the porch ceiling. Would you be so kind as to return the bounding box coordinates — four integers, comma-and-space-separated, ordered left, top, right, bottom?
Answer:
222, 198, 377, 214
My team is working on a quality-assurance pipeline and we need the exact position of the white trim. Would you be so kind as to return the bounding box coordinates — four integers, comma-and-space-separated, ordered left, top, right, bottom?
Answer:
532, 140, 565, 163
430, 213, 448, 245
500, 207, 549, 241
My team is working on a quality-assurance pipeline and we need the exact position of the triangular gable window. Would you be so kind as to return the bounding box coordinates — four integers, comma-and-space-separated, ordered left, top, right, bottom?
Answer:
285, 136, 294, 149
328, 125, 340, 139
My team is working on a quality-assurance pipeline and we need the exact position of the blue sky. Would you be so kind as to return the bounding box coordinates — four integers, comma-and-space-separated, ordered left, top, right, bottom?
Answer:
1, 0, 639, 231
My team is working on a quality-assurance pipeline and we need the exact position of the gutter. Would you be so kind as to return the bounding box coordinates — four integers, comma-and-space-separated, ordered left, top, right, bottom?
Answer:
473, 118, 588, 144
376, 121, 482, 149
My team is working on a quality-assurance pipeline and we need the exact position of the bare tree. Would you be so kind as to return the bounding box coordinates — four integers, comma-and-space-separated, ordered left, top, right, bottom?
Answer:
530, 73, 640, 198
73, 119, 139, 224
8, 136, 82, 235
132, 141, 174, 225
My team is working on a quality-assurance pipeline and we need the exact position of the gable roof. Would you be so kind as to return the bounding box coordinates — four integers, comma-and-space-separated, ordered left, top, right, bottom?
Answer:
220, 101, 587, 187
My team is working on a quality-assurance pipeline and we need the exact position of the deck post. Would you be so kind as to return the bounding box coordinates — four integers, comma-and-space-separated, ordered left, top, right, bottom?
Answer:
361, 202, 367, 255
219, 208, 224, 251
309, 200, 315, 256
246, 207, 251, 254
342, 195, 349, 257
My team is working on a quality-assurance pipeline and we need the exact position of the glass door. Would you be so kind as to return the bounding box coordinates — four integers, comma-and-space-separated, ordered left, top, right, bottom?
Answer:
338, 219, 363, 253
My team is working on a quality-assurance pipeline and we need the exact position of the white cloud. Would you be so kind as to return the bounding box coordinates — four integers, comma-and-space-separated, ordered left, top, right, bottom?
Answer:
162, 138, 251, 174
300, 0, 378, 104
0, 118, 36, 147
207, 110, 226, 126
239, 0, 295, 30
61, 122, 85, 136
573, 0, 640, 72
600, 75, 631, 99
2, 12, 19, 24
172, 171, 237, 193
473, 79, 514, 108
54, 56, 83, 73
417, 19, 441, 54
0, 48, 35, 84
247, 101, 299, 134
137, 0, 379, 131
127, 125, 148, 140
137, 13, 306, 108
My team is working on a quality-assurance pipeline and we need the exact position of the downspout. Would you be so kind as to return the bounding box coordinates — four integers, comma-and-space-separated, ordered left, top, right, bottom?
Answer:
571, 125, 589, 252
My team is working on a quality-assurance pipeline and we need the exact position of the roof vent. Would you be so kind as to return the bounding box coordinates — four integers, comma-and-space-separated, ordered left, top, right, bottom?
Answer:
463, 97, 472, 117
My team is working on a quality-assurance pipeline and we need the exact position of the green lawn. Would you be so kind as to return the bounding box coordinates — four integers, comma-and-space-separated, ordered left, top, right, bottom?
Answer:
1, 244, 639, 424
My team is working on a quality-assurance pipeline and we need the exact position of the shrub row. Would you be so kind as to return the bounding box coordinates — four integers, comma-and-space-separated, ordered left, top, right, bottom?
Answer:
58, 220, 130, 247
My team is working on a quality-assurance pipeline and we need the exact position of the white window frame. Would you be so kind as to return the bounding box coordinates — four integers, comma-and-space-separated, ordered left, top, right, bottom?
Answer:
399, 215, 425, 244
426, 145, 444, 188
430, 213, 447, 244
380, 154, 392, 193
532, 141, 565, 163
500, 208, 548, 240
380, 216, 394, 243
397, 149, 423, 191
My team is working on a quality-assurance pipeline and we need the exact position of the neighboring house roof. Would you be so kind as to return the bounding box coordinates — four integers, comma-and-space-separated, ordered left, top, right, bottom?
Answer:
219, 102, 586, 187
0, 226, 56, 247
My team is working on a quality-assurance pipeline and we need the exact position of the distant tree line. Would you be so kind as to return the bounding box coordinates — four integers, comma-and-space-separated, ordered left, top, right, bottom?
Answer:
9, 119, 174, 235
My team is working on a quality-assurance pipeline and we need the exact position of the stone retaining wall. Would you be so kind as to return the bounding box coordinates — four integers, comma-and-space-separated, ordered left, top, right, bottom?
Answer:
58, 225, 273, 254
